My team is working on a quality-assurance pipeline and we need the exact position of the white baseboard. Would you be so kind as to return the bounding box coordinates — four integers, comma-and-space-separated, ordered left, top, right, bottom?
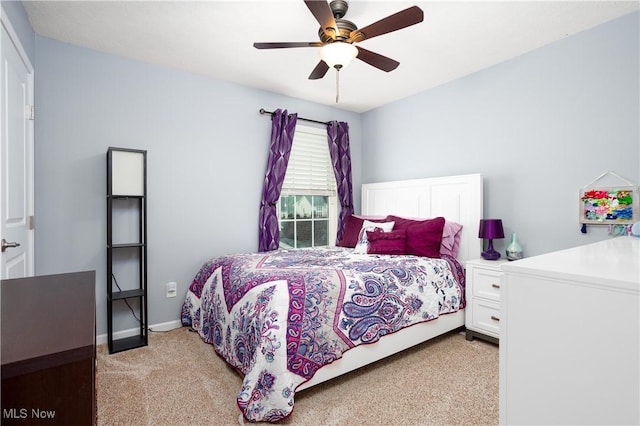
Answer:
96, 319, 183, 346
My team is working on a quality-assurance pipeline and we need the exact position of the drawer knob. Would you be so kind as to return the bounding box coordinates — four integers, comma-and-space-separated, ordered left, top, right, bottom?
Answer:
491, 315, 500, 322
492, 283, 500, 289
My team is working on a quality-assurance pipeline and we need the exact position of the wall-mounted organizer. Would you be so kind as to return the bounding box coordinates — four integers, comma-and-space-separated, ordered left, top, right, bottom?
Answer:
579, 171, 639, 234
106, 147, 148, 353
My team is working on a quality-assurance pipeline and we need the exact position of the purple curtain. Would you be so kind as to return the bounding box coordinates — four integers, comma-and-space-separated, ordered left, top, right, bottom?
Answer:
258, 109, 297, 252
327, 121, 354, 244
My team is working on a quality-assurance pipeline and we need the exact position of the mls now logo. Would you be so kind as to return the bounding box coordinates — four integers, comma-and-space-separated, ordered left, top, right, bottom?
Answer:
3, 408, 56, 419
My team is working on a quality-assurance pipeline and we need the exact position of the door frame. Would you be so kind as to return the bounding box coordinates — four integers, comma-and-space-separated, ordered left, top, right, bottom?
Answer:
0, 8, 35, 277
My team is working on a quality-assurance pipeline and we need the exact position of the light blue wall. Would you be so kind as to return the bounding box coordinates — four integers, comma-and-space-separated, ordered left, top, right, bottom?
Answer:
34, 36, 362, 334
361, 12, 639, 258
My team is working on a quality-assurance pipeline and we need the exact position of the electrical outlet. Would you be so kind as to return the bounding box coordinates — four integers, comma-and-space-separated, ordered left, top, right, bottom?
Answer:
166, 282, 177, 298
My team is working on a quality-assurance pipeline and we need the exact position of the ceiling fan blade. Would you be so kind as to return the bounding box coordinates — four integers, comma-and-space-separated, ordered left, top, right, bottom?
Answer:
254, 42, 323, 49
308, 61, 330, 80
350, 6, 424, 42
356, 46, 399, 72
304, 0, 338, 39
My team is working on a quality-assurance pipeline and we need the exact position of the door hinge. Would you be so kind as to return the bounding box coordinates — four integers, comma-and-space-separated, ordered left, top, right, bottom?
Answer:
25, 105, 34, 120
28, 215, 35, 230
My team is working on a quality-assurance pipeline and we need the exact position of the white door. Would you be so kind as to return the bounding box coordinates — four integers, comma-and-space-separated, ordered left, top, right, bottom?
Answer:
1, 18, 34, 279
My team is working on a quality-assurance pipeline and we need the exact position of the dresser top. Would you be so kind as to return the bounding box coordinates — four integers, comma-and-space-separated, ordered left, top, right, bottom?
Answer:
1, 271, 96, 365
501, 236, 639, 292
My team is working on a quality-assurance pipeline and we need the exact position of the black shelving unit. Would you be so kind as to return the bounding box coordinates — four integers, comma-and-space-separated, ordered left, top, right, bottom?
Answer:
106, 147, 148, 354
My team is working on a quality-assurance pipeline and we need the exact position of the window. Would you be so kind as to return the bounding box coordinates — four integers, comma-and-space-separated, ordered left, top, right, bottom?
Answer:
278, 125, 337, 249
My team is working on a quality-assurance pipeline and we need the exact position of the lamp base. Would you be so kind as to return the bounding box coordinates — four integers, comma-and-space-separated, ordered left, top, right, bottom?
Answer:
481, 249, 502, 260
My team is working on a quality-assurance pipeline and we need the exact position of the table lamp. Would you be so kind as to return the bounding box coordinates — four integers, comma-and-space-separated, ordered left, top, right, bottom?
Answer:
479, 219, 505, 260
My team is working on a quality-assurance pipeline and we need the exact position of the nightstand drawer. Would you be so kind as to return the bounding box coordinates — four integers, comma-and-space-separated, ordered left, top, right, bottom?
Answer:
471, 299, 501, 337
472, 267, 502, 302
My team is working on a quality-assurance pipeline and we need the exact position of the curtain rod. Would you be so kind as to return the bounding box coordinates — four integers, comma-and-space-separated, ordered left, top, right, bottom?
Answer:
259, 108, 329, 126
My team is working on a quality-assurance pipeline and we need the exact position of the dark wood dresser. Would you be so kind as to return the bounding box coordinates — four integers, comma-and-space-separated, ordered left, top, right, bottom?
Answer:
1, 271, 96, 425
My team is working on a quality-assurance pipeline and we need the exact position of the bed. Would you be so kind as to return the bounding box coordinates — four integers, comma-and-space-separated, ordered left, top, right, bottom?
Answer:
181, 173, 483, 422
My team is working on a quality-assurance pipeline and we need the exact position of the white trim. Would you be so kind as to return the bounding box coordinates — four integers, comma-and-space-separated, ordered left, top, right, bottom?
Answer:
96, 319, 183, 346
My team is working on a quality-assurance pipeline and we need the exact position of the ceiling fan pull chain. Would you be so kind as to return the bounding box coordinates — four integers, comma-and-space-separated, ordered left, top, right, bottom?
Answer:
335, 68, 340, 103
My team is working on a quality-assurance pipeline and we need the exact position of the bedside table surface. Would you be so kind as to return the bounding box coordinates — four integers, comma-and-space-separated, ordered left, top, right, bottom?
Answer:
466, 258, 509, 268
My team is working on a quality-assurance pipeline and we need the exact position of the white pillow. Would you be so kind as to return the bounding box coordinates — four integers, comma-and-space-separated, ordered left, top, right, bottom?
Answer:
353, 220, 395, 254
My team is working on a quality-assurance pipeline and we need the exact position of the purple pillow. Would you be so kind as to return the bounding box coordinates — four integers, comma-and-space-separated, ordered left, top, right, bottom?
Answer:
386, 215, 463, 257
336, 215, 364, 248
404, 217, 445, 258
384, 215, 419, 231
440, 221, 463, 257
366, 229, 407, 255
337, 215, 386, 248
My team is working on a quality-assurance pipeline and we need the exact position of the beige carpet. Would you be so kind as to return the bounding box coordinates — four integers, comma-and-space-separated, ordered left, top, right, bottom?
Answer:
96, 327, 498, 425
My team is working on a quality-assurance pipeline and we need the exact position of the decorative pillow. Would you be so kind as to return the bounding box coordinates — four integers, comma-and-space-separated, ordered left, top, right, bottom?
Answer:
384, 215, 420, 231
366, 228, 407, 255
404, 216, 446, 258
353, 220, 395, 254
440, 221, 463, 257
385, 215, 463, 257
337, 215, 386, 248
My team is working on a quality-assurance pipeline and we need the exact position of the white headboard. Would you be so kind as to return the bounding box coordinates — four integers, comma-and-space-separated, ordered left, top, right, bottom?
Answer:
361, 174, 483, 264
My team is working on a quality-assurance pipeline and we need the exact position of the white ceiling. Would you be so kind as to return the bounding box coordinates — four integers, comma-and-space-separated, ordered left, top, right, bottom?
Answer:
22, 1, 639, 113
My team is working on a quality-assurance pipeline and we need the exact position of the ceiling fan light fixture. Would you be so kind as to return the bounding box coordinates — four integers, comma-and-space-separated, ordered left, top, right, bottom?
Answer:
319, 42, 358, 69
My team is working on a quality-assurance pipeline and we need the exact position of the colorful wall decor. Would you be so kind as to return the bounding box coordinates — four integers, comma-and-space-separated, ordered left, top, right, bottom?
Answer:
580, 186, 639, 224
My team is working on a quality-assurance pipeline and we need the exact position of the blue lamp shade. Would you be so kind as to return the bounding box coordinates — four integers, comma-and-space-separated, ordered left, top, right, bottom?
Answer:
478, 219, 505, 260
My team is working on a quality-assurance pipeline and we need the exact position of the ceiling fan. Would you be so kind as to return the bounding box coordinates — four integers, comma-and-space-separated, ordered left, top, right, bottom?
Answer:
253, 0, 424, 81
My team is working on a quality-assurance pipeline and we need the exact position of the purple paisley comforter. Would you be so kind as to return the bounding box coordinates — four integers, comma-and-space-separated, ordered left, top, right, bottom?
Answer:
181, 247, 465, 422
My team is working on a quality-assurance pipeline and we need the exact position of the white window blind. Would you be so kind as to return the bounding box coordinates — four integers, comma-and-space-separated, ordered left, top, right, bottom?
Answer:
282, 125, 336, 196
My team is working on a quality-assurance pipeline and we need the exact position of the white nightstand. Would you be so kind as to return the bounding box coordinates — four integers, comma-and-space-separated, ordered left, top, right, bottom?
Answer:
465, 258, 508, 344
